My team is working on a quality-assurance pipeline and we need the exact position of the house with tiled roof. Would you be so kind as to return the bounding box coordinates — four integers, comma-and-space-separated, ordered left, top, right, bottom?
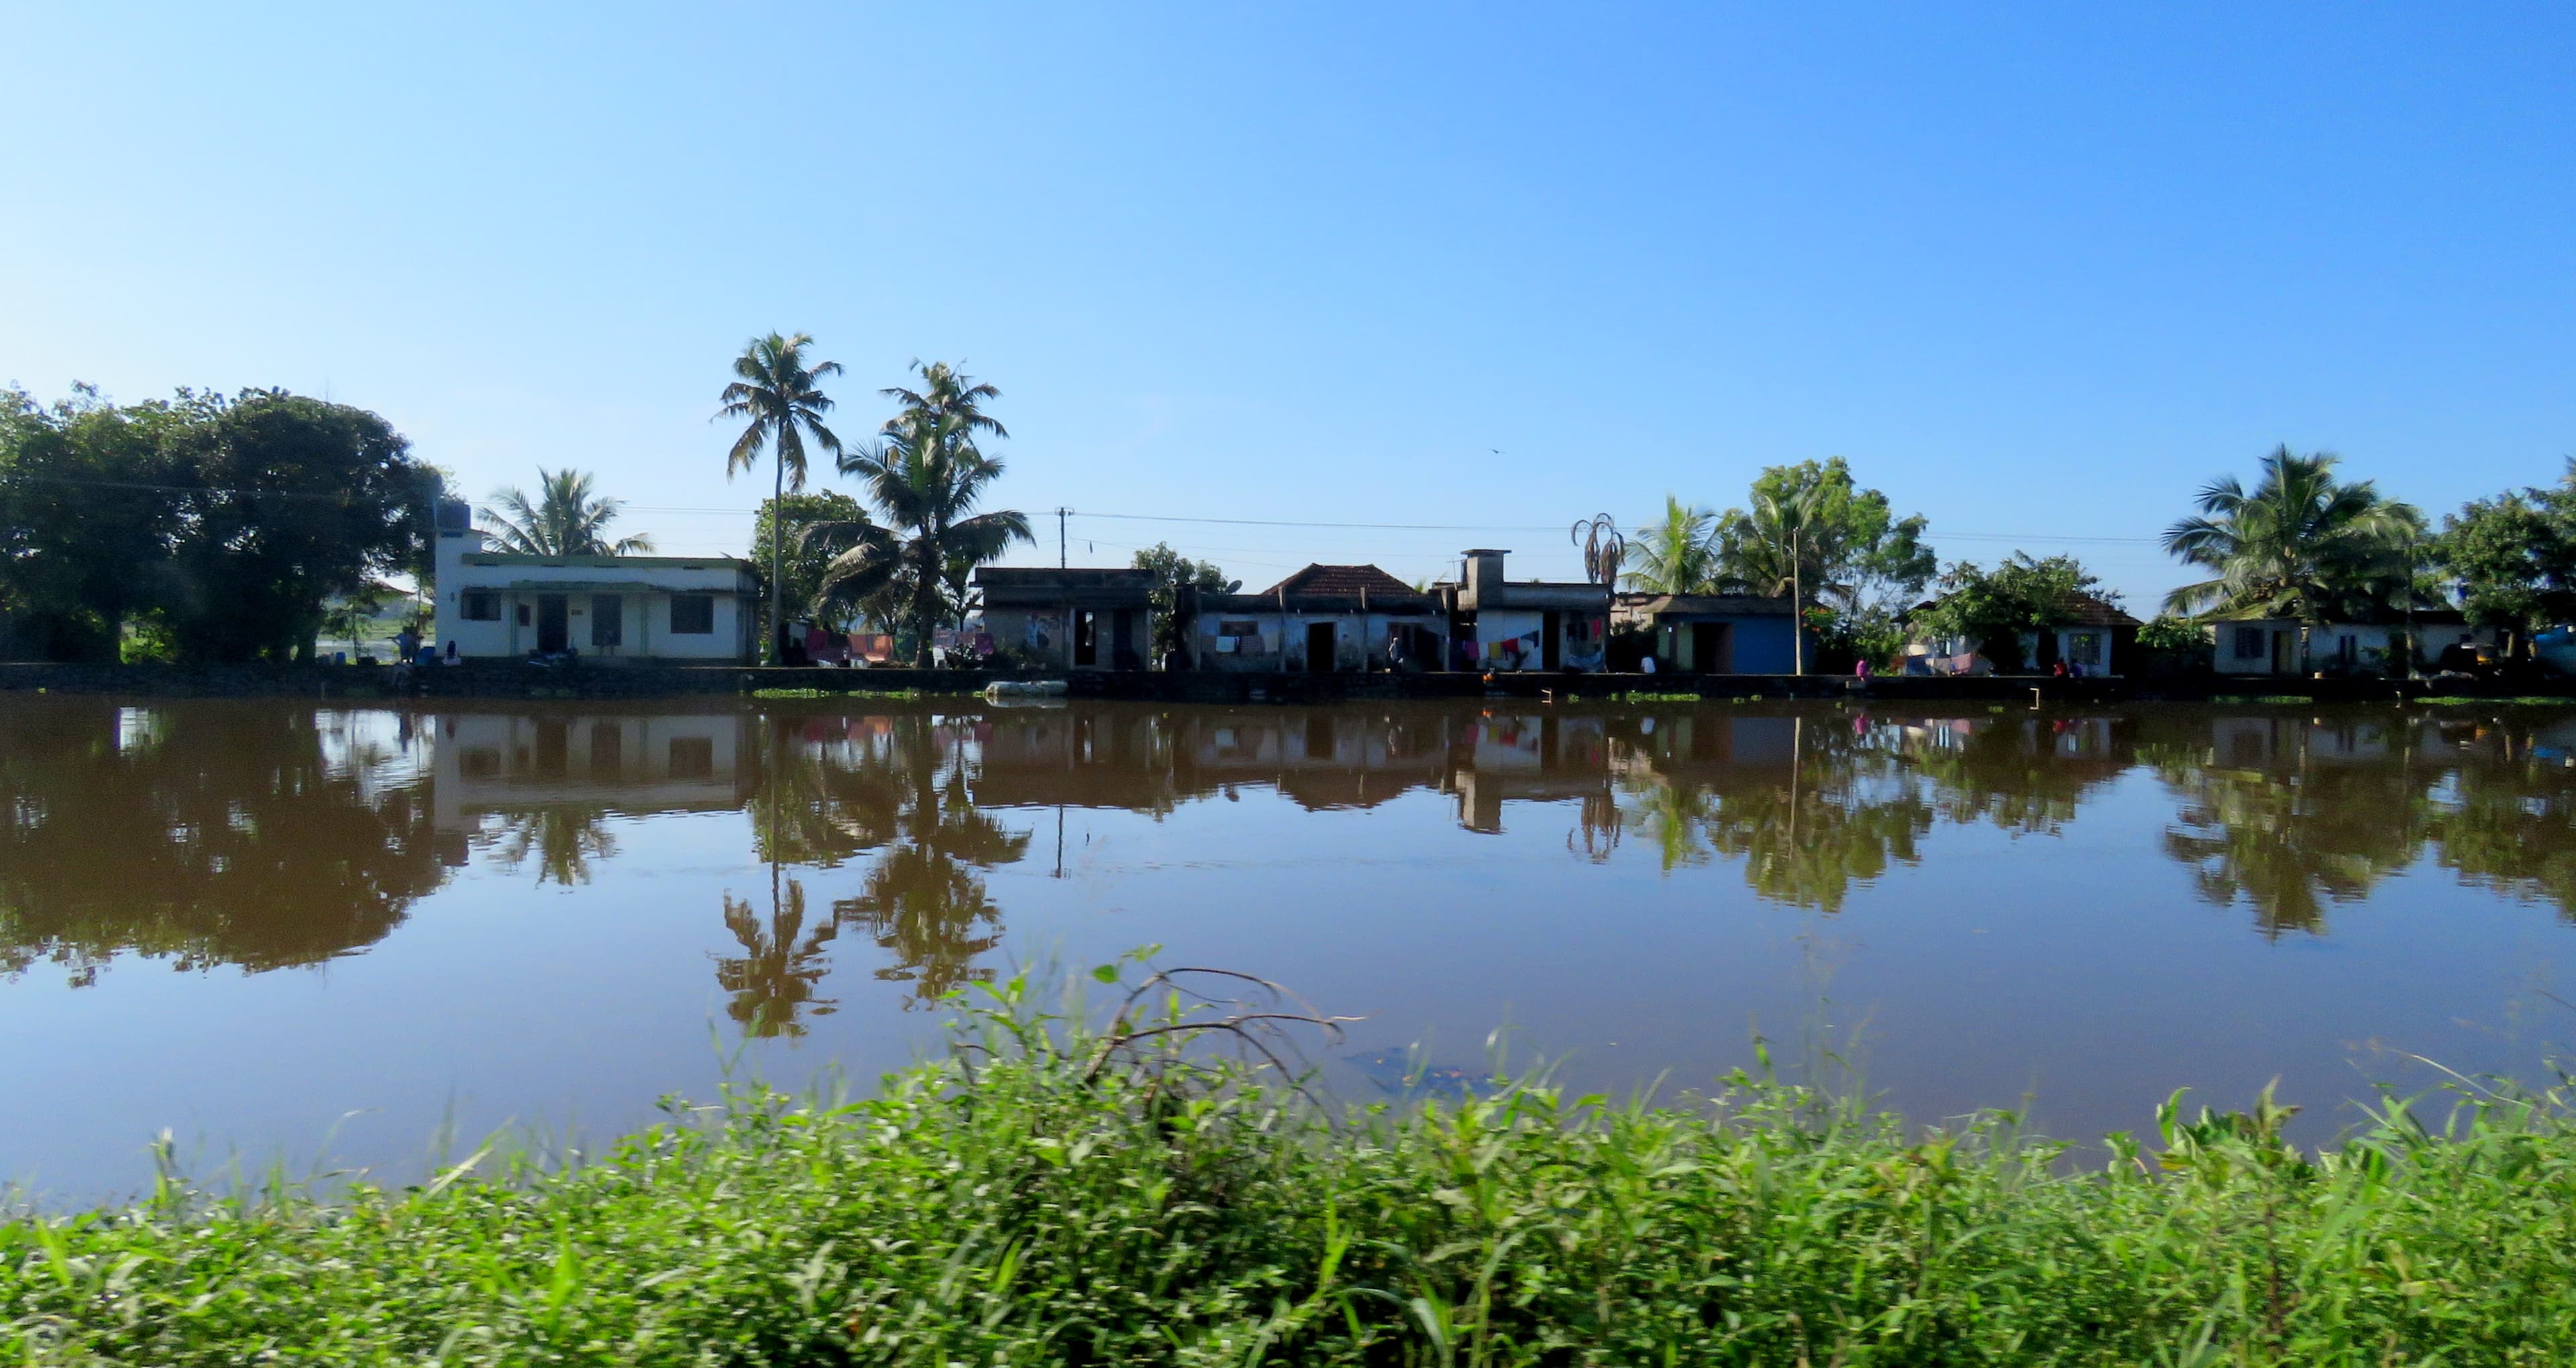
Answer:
1902, 589, 2144, 675
1185, 563, 1448, 672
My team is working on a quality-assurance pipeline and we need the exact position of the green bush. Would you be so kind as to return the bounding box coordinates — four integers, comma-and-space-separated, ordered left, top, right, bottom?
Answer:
10, 967, 2576, 1364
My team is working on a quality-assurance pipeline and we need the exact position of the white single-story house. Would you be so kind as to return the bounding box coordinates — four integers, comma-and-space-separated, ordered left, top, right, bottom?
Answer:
2211, 612, 2497, 677
1187, 564, 1447, 672
974, 567, 1161, 671
1904, 591, 2141, 675
430, 501, 760, 662
1440, 549, 1611, 672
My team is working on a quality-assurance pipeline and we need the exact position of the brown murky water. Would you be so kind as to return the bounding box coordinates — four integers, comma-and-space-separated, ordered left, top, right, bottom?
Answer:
5, 695, 2576, 1195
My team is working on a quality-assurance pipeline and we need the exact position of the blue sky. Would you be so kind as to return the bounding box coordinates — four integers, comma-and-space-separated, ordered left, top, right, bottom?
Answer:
3, 4, 2570, 606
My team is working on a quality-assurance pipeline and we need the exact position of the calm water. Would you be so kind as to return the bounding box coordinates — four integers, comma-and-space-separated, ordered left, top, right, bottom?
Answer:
5, 695, 2576, 1195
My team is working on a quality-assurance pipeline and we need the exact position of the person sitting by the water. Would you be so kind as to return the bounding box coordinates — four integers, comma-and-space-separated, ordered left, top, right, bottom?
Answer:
1854, 658, 1872, 679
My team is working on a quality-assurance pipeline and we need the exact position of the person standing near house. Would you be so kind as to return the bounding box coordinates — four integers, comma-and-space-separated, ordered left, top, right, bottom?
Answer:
394, 624, 421, 665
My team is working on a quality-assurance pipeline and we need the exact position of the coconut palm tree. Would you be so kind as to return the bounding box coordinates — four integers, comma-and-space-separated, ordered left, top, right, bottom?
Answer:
2161, 447, 2423, 670
479, 469, 653, 557
814, 362, 1032, 665
716, 332, 844, 663
1715, 486, 1830, 673
1622, 496, 1722, 594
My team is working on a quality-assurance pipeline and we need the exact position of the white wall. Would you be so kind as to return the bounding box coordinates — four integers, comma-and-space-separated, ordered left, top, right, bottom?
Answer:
431, 531, 755, 662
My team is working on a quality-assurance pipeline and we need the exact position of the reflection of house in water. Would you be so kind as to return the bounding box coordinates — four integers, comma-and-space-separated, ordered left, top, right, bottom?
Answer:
970, 706, 1461, 813
430, 711, 755, 838
2204, 714, 2430, 771
1448, 712, 1617, 833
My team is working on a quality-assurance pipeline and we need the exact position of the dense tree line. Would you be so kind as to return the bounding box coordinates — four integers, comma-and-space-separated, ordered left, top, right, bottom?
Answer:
0, 384, 440, 663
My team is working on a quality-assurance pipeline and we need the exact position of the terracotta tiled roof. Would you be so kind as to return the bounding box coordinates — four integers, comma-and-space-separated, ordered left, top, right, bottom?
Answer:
1258, 564, 1419, 597
2058, 592, 2141, 628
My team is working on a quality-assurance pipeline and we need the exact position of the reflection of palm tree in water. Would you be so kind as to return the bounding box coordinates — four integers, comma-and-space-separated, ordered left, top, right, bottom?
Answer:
484, 809, 617, 887
714, 878, 839, 1037
747, 712, 1031, 1009
833, 758, 1029, 1005
1567, 787, 1623, 862
2143, 736, 2432, 937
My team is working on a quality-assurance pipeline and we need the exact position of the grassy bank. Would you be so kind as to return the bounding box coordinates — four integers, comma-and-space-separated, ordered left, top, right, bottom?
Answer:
7, 972, 2576, 1365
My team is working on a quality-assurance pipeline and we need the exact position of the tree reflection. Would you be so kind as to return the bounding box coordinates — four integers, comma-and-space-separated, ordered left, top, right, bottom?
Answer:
484, 809, 617, 887
1615, 715, 1931, 912
0, 702, 449, 981
2142, 722, 2436, 937
714, 877, 839, 1037
1900, 716, 2125, 836
833, 756, 1028, 1005
750, 711, 1031, 1006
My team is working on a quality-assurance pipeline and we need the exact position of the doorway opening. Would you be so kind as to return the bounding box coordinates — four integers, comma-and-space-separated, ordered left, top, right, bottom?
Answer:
1074, 611, 1097, 667
536, 595, 570, 654
1690, 622, 1727, 673
1306, 622, 1337, 673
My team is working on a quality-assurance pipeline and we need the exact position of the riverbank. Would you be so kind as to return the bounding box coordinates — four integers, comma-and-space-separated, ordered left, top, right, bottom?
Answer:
7, 974, 2574, 1365
5, 659, 2570, 705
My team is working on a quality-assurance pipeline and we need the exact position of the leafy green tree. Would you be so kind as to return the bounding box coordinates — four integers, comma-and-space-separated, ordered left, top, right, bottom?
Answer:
1915, 554, 2112, 672
160, 391, 439, 663
1130, 542, 1236, 659
1713, 459, 1935, 673
2162, 446, 2423, 669
717, 332, 845, 664
480, 468, 653, 557
1622, 495, 1722, 593
0, 385, 197, 661
817, 362, 1033, 667
2434, 461, 2576, 657
751, 491, 877, 631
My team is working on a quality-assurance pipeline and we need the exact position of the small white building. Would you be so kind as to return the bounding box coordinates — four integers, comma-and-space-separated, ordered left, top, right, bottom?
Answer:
429, 501, 759, 663
2211, 612, 2495, 677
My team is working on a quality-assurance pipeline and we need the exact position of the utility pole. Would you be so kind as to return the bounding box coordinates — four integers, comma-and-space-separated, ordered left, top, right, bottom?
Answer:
1057, 507, 1069, 568
1790, 522, 1805, 675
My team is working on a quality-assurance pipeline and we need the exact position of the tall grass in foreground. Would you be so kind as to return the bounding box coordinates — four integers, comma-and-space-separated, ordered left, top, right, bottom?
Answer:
7, 967, 2576, 1366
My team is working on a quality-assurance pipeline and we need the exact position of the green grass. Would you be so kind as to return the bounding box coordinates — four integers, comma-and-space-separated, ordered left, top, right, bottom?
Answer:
2416, 695, 2576, 707
11, 968, 2576, 1365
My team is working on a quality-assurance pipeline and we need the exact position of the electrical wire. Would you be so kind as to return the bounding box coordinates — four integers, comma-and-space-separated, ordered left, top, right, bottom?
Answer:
0, 473, 2174, 547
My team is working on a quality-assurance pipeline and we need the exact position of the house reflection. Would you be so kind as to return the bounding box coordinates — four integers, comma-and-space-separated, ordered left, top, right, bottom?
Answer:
13, 697, 2576, 1000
